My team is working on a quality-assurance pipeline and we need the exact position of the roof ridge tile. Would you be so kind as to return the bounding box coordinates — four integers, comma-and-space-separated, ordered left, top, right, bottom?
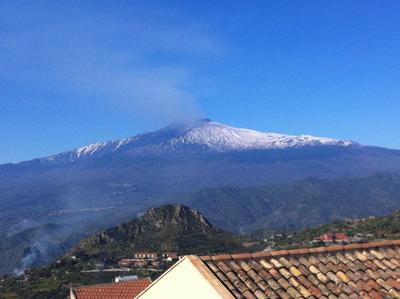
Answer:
200, 239, 400, 262
211, 254, 232, 261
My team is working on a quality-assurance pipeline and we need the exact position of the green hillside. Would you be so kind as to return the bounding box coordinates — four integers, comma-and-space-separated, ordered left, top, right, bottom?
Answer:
185, 173, 400, 232
255, 210, 400, 249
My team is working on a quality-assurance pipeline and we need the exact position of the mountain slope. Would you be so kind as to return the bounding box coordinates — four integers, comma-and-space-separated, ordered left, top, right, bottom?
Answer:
256, 209, 400, 250
184, 173, 400, 232
297, 209, 400, 242
71, 204, 245, 258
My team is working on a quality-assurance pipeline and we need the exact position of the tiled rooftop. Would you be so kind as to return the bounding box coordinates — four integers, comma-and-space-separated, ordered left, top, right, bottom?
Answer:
200, 240, 400, 299
71, 278, 151, 299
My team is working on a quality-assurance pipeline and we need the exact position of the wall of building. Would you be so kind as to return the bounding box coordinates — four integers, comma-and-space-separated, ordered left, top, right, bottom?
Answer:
136, 256, 230, 299
70, 288, 77, 299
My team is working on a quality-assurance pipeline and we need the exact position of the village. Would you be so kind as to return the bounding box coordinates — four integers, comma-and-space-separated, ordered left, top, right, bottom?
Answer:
260, 230, 370, 252
73, 251, 180, 275
117, 252, 179, 269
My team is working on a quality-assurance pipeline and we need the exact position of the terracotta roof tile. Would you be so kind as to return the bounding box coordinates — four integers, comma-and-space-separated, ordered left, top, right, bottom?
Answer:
264, 287, 279, 298
228, 260, 242, 272
275, 288, 291, 299
72, 278, 151, 299
277, 257, 291, 268
288, 265, 302, 277
259, 259, 274, 270
258, 269, 273, 281
242, 289, 256, 299
248, 260, 263, 272
201, 255, 212, 261
248, 269, 262, 283
389, 288, 400, 297
238, 260, 252, 272
217, 261, 232, 273
256, 280, 270, 291
309, 284, 323, 297
199, 239, 400, 298
297, 264, 311, 276
254, 289, 268, 299
382, 259, 397, 270
268, 268, 281, 280
226, 271, 240, 283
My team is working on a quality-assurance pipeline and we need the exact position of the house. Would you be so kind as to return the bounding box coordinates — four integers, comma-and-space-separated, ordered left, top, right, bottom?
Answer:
115, 275, 139, 282
119, 259, 149, 268
118, 258, 136, 267
134, 252, 158, 259
161, 252, 179, 261
133, 260, 149, 268
314, 232, 349, 244
151, 260, 161, 267
94, 261, 105, 270
136, 240, 400, 298
70, 278, 151, 299
162, 252, 178, 259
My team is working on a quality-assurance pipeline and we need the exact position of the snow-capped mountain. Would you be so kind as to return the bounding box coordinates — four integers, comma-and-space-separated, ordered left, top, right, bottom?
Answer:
44, 119, 355, 162
161, 119, 354, 150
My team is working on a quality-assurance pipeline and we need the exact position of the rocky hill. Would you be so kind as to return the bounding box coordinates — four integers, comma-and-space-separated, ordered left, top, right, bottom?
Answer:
71, 204, 245, 259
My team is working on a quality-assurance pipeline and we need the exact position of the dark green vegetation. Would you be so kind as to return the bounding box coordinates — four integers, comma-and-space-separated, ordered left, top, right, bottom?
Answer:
0, 205, 250, 299
185, 173, 400, 232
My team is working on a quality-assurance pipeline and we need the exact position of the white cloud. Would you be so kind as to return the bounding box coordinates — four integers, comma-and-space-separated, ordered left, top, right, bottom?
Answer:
0, 1, 222, 123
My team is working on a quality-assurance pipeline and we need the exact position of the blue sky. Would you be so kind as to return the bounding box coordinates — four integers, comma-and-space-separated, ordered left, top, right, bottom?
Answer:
1, 0, 400, 163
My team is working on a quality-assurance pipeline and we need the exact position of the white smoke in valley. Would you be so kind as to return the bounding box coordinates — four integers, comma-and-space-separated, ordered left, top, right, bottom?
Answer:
13, 232, 59, 276
9, 184, 136, 275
